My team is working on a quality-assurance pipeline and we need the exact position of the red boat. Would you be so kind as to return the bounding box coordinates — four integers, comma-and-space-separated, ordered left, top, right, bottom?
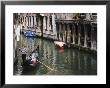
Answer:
54, 41, 66, 49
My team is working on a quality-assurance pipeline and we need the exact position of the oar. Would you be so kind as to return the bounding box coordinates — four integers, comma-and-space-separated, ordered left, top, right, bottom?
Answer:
36, 60, 55, 71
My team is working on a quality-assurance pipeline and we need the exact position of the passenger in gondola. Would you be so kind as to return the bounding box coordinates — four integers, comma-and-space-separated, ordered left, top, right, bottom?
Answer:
28, 52, 38, 65
31, 53, 37, 64
28, 55, 33, 64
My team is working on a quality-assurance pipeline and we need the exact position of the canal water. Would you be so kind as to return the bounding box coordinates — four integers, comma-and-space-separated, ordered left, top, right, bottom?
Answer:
14, 35, 97, 75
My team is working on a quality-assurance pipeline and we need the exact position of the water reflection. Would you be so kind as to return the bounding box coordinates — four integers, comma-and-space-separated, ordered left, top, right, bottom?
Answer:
14, 35, 97, 75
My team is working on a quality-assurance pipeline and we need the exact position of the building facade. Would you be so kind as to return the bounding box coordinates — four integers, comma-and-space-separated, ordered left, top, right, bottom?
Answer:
14, 13, 97, 51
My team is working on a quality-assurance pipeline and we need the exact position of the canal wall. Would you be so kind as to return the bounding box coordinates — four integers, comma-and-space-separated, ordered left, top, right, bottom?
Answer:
34, 35, 96, 55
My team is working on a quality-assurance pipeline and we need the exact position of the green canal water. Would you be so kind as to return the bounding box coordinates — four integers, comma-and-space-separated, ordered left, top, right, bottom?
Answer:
14, 35, 97, 75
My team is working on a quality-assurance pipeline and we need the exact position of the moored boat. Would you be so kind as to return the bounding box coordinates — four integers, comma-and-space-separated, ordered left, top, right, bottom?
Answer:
54, 41, 66, 49
23, 30, 36, 37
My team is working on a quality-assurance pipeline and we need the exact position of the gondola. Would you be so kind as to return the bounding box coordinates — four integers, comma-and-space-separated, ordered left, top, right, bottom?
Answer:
21, 47, 40, 69
21, 48, 40, 74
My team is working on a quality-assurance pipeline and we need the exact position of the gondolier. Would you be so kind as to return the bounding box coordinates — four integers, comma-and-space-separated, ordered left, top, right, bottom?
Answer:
26, 46, 40, 67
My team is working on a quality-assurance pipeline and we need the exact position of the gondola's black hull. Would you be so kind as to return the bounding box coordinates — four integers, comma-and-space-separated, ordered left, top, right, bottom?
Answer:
22, 60, 39, 69
21, 60, 40, 75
